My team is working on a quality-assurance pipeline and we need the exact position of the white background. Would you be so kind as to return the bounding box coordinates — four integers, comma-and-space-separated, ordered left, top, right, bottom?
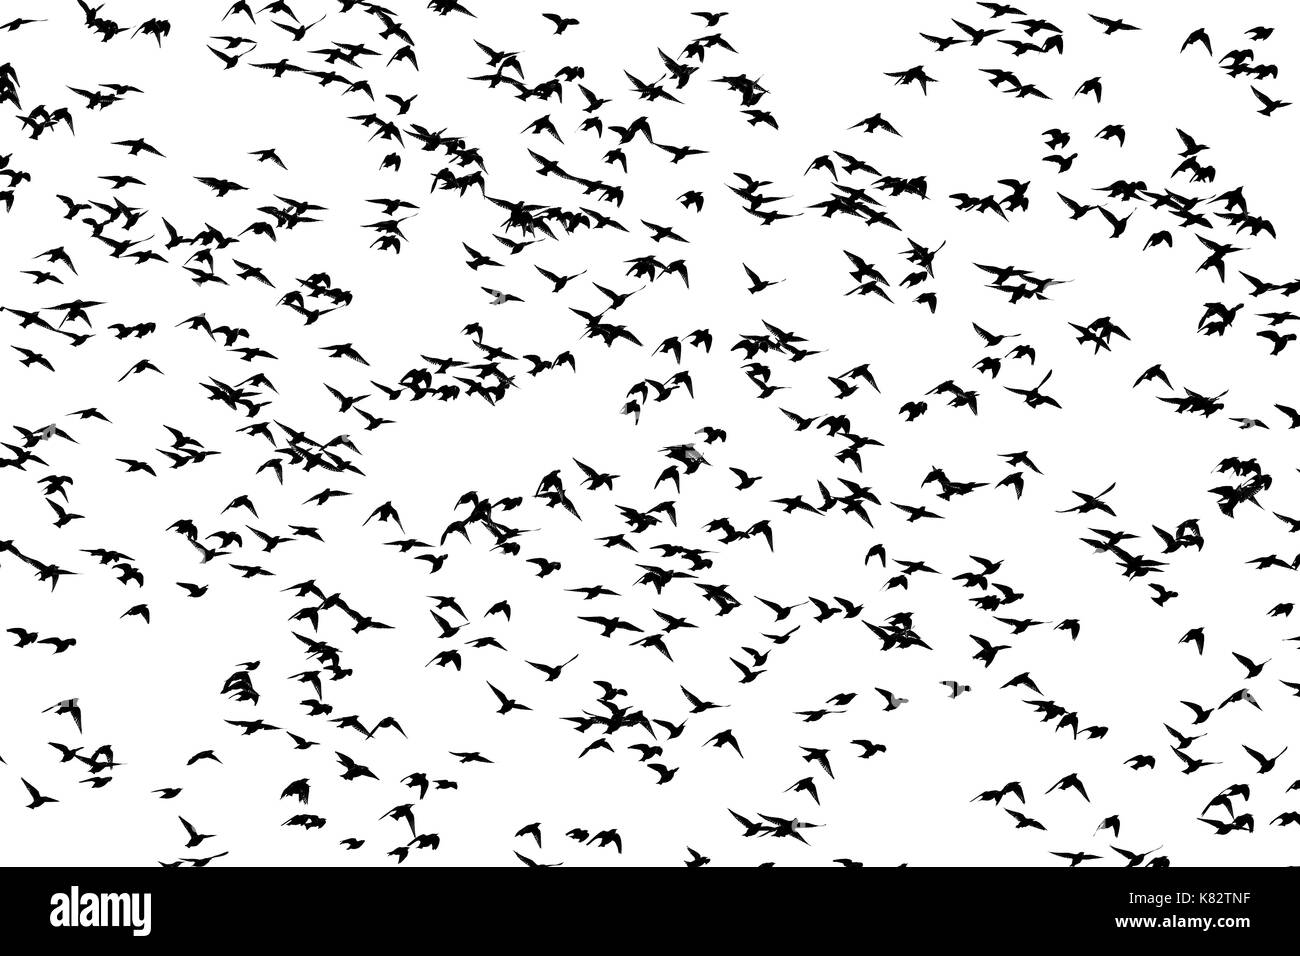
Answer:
0, 0, 1297, 866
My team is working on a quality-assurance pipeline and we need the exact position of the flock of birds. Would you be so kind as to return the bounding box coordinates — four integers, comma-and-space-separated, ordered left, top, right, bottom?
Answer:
1, 1, 1298, 866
